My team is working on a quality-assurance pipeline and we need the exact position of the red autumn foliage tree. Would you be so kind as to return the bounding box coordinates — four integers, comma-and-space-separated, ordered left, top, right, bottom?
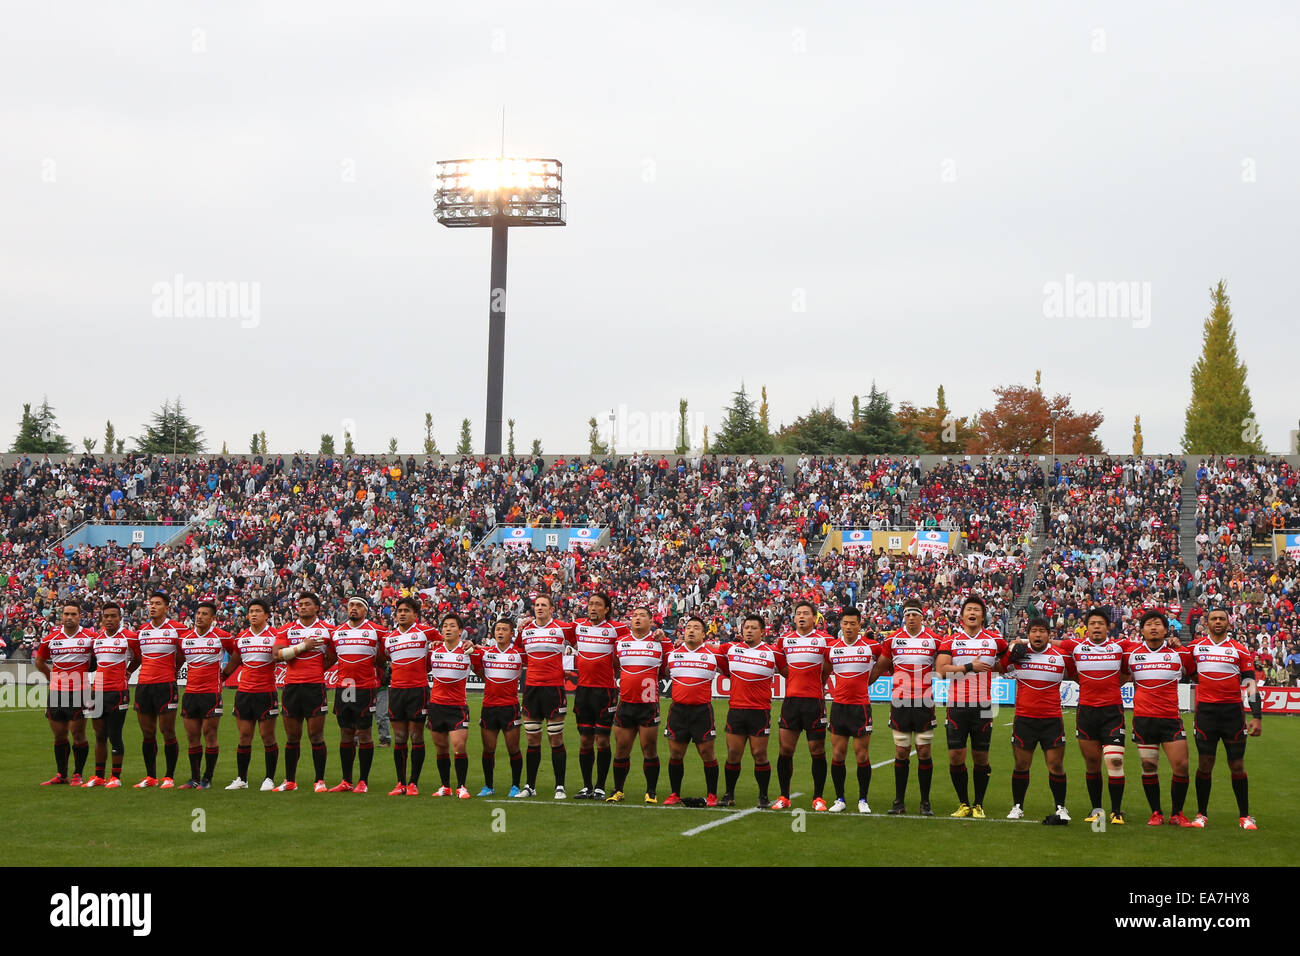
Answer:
969, 385, 1103, 455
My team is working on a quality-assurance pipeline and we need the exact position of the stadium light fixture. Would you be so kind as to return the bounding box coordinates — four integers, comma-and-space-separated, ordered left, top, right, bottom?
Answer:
436, 157, 566, 456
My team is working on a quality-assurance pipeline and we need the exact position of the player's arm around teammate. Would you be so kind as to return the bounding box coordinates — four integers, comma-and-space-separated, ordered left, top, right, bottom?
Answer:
224, 597, 281, 791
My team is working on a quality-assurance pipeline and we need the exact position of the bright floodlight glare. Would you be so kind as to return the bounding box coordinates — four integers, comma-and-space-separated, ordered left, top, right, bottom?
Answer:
435, 157, 565, 227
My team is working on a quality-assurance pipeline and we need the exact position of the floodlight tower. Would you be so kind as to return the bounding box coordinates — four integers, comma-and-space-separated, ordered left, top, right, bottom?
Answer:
434, 158, 566, 455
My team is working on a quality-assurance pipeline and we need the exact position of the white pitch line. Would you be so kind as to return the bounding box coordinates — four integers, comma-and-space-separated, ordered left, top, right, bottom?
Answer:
872, 748, 915, 769
681, 791, 803, 837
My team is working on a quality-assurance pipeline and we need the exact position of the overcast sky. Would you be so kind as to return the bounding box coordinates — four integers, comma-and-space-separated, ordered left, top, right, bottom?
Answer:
3, 1, 1296, 456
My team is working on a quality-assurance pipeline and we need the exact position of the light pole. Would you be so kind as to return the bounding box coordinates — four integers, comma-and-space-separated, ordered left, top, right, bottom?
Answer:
435, 158, 566, 455
1050, 412, 1060, 460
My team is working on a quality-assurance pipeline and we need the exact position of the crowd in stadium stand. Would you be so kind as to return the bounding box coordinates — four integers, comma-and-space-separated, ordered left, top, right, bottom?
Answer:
2, 451, 1297, 685
1188, 456, 1300, 679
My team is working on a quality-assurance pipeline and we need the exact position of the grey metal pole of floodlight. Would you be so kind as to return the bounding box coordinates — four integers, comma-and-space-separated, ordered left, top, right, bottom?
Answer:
435, 158, 566, 456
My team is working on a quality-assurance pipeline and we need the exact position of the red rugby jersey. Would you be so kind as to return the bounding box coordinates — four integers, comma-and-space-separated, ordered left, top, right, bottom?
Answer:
181, 626, 235, 693
382, 624, 431, 690
429, 635, 475, 706
136, 619, 192, 685
1004, 645, 1072, 719
827, 636, 884, 705
92, 627, 139, 693
234, 627, 279, 693
879, 627, 942, 705
614, 634, 670, 703
1189, 635, 1254, 706
331, 620, 386, 691
518, 618, 577, 688
1125, 642, 1194, 718
666, 643, 724, 706
474, 642, 525, 707
571, 618, 629, 689
1058, 637, 1132, 708
274, 619, 335, 685
722, 641, 786, 710
776, 629, 830, 700
938, 628, 1008, 707
35, 626, 98, 693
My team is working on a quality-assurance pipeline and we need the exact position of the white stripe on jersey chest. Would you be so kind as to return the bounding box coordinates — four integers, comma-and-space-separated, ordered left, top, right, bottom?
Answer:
668, 650, 718, 682
1129, 651, 1183, 684
238, 633, 277, 665
183, 634, 225, 663
575, 624, 618, 656
430, 643, 473, 679
617, 640, 662, 669
1012, 652, 1067, 685
830, 643, 876, 675
385, 632, 428, 664
334, 627, 381, 660
483, 649, 523, 680
728, 647, 776, 680
94, 635, 133, 665
138, 625, 181, 657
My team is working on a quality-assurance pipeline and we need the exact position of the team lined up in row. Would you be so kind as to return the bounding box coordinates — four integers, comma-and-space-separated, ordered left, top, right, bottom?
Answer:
33, 592, 1261, 826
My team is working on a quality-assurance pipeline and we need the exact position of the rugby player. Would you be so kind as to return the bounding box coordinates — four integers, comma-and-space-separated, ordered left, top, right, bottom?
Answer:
1002, 619, 1072, 823
774, 601, 832, 811
222, 597, 281, 790
83, 602, 138, 787
133, 592, 192, 788
514, 595, 576, 799
605, 607, 671, 803
720, 613, 786, 808
473, 619, 525, 797
272, 593, 336, 792
1188, 607, 1262, 829
1124, 610, 1196, 827
662, 615, 723, 806
825, 607, 882, 813
872, 598, 942, 816
1058, 608, 1132, 825
326, 597, 385, 793
428, 613, 475, 798
33, 601, 96, 786
570, 593, 628, 799
177, 601, 234, 789
378, 597, 431, 796
935, 595, 1007, 818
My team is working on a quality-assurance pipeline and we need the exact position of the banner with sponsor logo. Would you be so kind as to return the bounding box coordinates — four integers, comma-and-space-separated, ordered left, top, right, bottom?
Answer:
502, 527, 531, 549
568, 527, 600, 550
909, 529, 950, 556
1260, 686, 1300, 714
840, 529, 872, 550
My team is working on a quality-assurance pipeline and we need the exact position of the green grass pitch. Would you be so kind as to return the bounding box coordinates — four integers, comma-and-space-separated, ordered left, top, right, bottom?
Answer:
3, 694, 1296, 866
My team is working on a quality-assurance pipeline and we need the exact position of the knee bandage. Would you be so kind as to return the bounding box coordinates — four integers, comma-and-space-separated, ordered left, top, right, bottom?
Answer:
546, 721, 566, 736
523, 721, 543, 735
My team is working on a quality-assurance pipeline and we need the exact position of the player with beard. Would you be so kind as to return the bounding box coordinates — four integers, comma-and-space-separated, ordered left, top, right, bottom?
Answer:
1188, 607, 1262, 829
34, 601, 97, 786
